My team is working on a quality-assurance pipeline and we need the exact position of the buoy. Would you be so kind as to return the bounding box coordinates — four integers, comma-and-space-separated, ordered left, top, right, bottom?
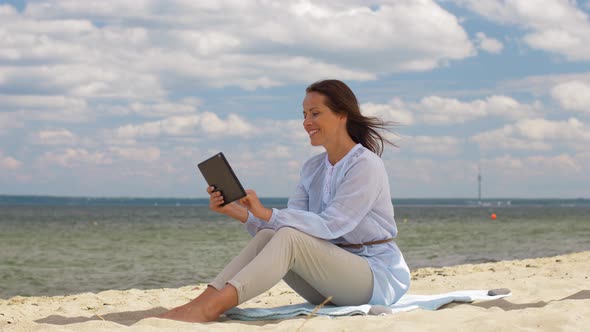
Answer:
490, 213, 497, 220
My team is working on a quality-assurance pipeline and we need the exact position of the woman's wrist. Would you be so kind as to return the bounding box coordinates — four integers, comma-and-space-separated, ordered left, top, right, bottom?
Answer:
238, 206, 249, 223
231, 204, 249, 223
256, 208, 272, 222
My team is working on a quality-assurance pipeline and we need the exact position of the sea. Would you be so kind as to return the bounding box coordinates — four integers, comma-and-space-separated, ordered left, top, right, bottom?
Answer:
1, 195, 589, 299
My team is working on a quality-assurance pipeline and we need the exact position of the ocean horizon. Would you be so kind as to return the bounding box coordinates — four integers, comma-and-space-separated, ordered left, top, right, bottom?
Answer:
1, 194, 589, 207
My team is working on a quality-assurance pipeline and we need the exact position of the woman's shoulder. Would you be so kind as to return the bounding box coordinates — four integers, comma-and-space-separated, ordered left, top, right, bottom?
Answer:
302, 151, 327, 171
348, 145, 385, 170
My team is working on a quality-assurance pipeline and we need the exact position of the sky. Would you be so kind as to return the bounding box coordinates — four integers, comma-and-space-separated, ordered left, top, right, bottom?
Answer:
1, 0, 590, 199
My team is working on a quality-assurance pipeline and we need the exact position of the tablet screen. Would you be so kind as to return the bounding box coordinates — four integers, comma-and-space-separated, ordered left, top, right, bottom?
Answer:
197, 152, 247, 205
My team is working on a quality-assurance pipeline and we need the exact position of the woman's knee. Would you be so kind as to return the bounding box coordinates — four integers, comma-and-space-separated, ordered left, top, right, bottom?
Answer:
275, 226, 305, 239
252, 228, 276, 254
255, 228, 276, 239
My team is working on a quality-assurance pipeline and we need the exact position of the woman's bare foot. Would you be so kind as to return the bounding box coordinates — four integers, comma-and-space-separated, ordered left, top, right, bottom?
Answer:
153, 284, 238, 323
156, 302, 219, 323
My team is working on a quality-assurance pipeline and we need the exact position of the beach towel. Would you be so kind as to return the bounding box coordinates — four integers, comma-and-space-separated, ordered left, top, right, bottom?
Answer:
224, 289, 511, 321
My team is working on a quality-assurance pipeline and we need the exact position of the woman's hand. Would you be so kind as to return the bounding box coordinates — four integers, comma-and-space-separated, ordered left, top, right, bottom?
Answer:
240, 189, 272, 222
207, 186, 235, 214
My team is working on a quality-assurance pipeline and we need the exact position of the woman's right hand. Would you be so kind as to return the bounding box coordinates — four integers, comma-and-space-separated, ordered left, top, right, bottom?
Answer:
207, 186, 249, 223
207, 186, 232, 214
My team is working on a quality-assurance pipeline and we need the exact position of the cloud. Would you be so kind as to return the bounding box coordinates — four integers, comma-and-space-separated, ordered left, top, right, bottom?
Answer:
362, 99, 415, 125
472, 117, 590, 151
551, 80, 590, 114
109, 146, 160, 162
417, 95, 537, 125
403, 136, 463, 155
101, 98, 202, 117
0, 0, 475, 94
383, 157, 477, 185
358, 94, 539, 126
497, 71, 590, 97
0, 94, 87, 110
488, 153, 584, 176
30, 129, 76, 145
456, 0, 590, 60
471, 129, 552, 151
112, 112, 253, 140
474, 32, 504, 53
514, 117, 589, 141
0, 112, 24, 132
39, 148, 113, 167
0, 151, 22, 170
0, 94, 93, 123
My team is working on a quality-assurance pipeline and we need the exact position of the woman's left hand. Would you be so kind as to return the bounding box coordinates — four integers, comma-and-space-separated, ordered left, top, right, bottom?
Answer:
240, 189, 272, 222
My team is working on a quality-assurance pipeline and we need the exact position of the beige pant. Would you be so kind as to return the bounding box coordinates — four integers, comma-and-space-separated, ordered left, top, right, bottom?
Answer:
209, 227, 374, 306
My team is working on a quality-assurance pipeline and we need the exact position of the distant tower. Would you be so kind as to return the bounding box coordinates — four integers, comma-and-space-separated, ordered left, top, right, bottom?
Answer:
478, 163, 482, 202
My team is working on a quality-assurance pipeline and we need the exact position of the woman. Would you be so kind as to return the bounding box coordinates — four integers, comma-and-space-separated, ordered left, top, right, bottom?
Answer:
157, 79, 411, 322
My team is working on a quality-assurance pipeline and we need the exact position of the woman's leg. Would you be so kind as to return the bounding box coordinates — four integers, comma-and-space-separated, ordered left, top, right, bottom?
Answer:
158, 227, 373, 322
156, 229, 276, 322
208, 228, 276, 290
228, 227, 373, 306
282, 271, 327, 305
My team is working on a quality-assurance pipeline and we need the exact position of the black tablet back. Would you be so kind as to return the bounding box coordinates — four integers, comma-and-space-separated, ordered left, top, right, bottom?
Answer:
197, 153, 247, 205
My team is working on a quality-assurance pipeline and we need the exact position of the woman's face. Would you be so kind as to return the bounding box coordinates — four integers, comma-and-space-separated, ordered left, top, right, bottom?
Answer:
302, 92, 347, 147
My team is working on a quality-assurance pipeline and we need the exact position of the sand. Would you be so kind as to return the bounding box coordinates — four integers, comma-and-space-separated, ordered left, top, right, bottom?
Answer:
1, 251, 588, 331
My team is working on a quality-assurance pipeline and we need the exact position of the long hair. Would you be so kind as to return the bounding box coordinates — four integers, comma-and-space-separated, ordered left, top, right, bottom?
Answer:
306, 79, 397, 156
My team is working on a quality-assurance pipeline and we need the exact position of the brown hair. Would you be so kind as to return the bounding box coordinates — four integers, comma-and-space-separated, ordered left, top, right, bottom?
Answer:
306, 79, 397, 156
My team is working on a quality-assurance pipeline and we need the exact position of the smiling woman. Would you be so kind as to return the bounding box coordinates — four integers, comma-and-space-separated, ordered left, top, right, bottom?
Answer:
156, 79, 409, 323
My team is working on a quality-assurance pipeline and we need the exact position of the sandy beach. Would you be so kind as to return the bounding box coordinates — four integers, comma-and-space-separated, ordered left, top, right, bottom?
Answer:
1, 251, 588, 331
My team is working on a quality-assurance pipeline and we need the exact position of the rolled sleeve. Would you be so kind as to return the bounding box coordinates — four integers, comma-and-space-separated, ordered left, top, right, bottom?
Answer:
244, 210, 276, 237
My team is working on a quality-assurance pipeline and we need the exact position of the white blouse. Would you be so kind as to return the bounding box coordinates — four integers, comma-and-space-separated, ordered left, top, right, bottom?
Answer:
245, 144, 411, 305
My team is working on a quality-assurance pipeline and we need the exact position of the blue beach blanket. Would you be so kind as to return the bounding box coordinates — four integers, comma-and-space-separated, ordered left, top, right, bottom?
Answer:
225, 290, 511, 321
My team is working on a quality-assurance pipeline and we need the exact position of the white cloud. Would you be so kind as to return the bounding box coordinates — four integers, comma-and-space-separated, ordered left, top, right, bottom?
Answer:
39, 148, 113, 167
474, 32, 504, 53
261, 144, 293, 160
471, 128, 552, 151
472, 117, 590, 151
101, 98, 202, 117
0, 0, 475, 94
358, 94, 538, 126
456, 0, 590, 60
0, 94, 87, 110
515, 118, 589, 141
109, 147, 160, 162
263, 119, 311, 144
497, 71, 590, 97
113, 112, 253, 140
31, 129, 76, 145
0, 151, 22, 170
417, 95, 536, 125
362, 99, 415, 125
488, 154, 584, 177
0, 112, 24, 132
404, 136, 463, 155
0, 94, 93, 123
418, 95, 487, 124
383, 157, 475, 185
551, 80, 590, 114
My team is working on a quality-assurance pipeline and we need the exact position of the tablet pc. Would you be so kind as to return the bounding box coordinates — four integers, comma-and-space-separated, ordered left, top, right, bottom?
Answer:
197, 152, 247, 206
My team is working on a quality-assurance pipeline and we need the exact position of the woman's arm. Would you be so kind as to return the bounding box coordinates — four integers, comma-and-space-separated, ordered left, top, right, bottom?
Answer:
239, 167, 310, 221
261, 156, 386, 240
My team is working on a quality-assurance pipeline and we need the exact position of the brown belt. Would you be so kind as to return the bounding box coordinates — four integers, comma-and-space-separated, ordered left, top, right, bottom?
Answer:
336, 238, 393, 249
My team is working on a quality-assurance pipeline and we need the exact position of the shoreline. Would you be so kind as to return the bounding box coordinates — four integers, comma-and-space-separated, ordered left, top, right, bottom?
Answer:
2, 251, 589, 331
